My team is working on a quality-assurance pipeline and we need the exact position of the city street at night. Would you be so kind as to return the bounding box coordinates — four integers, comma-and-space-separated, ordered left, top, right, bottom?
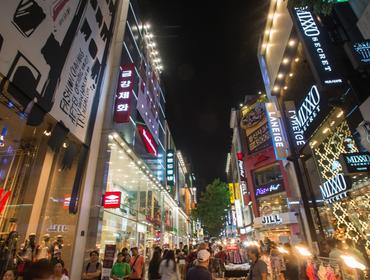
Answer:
0, 0, 370, 279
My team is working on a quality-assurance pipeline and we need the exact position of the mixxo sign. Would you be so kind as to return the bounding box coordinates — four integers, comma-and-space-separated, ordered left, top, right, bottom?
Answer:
255, 180, 284, 197
319, 174, 351, 203
266, 103, 290, 159
166, 150, 175, 187
340, 152, 370, 174
114, 63, 135, 123
292, 6, 343, 88
103, 191, 121, 209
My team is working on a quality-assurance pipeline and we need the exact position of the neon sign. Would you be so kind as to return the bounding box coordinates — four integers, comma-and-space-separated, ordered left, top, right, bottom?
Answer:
285, 101, 306, 149
113, 63, 135, 123
255, 180, 284, 197
138, 125, 158, 156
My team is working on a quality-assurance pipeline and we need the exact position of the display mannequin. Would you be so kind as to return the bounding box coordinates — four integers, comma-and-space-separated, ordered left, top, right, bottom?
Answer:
20, 233, 37, 262
51, 235, 63, 256
36, 233, 51, 260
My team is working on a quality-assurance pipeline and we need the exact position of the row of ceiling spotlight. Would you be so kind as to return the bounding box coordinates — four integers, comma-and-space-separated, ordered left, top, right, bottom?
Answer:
143, 24, 164, 73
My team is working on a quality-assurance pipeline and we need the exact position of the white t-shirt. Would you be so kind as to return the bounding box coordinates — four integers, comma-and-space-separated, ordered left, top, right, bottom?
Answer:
159, 259, 178, 280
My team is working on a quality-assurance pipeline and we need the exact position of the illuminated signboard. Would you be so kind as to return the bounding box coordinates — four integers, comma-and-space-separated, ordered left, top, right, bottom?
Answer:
319, 174, 351, 203
0, 188, 11, 214
262, 214, 282, 225
236, 152, 248, 205
345, 40, 370, 69
113, 63, 135, 123
285, 101, 306, 149
138, 125, 158, 156
103, 192, 121, 209
228, 183, 235, 204
235, 199, 244, 228
291, 6, 343, 88
340, 152, 370, 174
166, 150, 175, 186
255, 180, 284, 197
266, 103, 290, 159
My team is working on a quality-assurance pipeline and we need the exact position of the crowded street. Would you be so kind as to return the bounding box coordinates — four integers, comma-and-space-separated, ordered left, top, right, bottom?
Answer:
0, 0, 370, 279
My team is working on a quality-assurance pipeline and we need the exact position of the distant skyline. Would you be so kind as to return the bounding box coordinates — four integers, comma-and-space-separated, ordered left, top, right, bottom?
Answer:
139, 0, 267, 189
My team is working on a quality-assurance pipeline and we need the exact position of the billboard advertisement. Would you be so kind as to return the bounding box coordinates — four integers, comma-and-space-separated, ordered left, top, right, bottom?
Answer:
0, 0, 117, 144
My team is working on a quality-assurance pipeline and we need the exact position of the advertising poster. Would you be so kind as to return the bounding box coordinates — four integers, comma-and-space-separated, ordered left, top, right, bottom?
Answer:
0, 0, 117, 144
241, 102, 271, 153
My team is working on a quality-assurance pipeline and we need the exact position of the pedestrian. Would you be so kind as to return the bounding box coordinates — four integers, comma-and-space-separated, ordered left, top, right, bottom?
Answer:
82, 250, 102, 280
1, 270, 16, 280
214, 246, 227, 265
53, 261, 69, 280
122, 248, 131, 263
247, 246, 268, 280
111, 252, 131, 280
23, 259, 54, 280
176, 249, 186, 280
159, 250, 178, 280
184, 246, 197, 273
129, 247, 145, 280
182, 245, 188, 255
270, 246, 285, 280
148, 250, 162, 280
186, 249, 212, 280
162, 249, 169, 259
50, 251, 65, 267
282, 244, 299, 280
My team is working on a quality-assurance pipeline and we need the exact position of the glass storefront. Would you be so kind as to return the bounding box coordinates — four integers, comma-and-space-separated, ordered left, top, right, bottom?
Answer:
0, 98, 81, 273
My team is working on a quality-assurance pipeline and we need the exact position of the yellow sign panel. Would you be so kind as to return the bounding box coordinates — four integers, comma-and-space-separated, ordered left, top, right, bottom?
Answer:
234, 183, 241, 200
228, 183, 235, 204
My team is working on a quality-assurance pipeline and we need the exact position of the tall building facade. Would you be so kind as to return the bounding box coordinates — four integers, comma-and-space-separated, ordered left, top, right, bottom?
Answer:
257, 0, 370, 255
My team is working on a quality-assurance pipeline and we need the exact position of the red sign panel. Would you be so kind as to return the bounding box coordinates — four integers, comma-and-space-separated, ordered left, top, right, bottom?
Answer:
113, 63, 135, 123
138, 125, 158, 156
103, 192, 121, 208
0, 188, 11, 214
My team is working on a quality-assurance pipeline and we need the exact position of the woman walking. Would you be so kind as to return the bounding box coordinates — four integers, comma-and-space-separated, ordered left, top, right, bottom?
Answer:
159, 250, 178, 280
148, 250, 162, 280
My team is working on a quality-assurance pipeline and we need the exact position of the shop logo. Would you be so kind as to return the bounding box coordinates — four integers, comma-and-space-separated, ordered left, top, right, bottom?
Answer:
262, 214, 282, 225
255, 181, 283, 197
340, 152, 370, 173
297, 85, 321, 132
0, 188, 11, 214
103, 192, 121, 208
166, 150, 175, 187
319, 174, 350, 202
285, 102, 306, 148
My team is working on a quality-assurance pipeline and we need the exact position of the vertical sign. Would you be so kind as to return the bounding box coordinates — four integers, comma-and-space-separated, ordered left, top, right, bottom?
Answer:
166, 150, 175, 187
234, 199, 244, 228
285, 101, 306, 150
237, 152, 248, 206
101, 244, 116, 280
291, 6, 343, 88
0, 188, 11, 214
265, 103, 290, 159
113, 63, 135, 123
228, 183, 235, 204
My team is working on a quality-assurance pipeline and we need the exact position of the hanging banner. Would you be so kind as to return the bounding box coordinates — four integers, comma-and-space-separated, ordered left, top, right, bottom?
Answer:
113, 63, 135, 123
265, 103, 290, 159
291, 6, 343, 89
0, 0, 117, 144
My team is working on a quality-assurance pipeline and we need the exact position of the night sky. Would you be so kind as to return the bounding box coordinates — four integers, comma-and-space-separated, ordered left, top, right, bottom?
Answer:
139, 1, 267, 189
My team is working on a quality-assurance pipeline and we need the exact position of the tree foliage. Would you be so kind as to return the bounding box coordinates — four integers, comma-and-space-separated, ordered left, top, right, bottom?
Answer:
288, 0, 334, 15
191, 179, 230, 237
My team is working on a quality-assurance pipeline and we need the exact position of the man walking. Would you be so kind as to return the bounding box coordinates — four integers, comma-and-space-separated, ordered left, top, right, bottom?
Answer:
129, 247, 145, 280
247, 246, 267, 280
186, 249, 212, 280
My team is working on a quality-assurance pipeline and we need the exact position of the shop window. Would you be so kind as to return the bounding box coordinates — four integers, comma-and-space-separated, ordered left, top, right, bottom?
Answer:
253, 164, 283, 186
258, 193, 288, 216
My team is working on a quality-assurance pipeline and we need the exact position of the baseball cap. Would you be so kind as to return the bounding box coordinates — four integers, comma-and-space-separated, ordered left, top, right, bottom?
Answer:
197, 249, 210, 262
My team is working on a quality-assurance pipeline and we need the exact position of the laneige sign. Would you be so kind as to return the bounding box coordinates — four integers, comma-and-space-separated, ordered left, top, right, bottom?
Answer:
292, 6, 343, 88
297, 85, 321, 133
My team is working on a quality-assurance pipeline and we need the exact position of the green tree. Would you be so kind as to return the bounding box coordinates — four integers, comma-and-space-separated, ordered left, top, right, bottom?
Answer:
191, 179, 230, 237
288, 0, 335, 15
